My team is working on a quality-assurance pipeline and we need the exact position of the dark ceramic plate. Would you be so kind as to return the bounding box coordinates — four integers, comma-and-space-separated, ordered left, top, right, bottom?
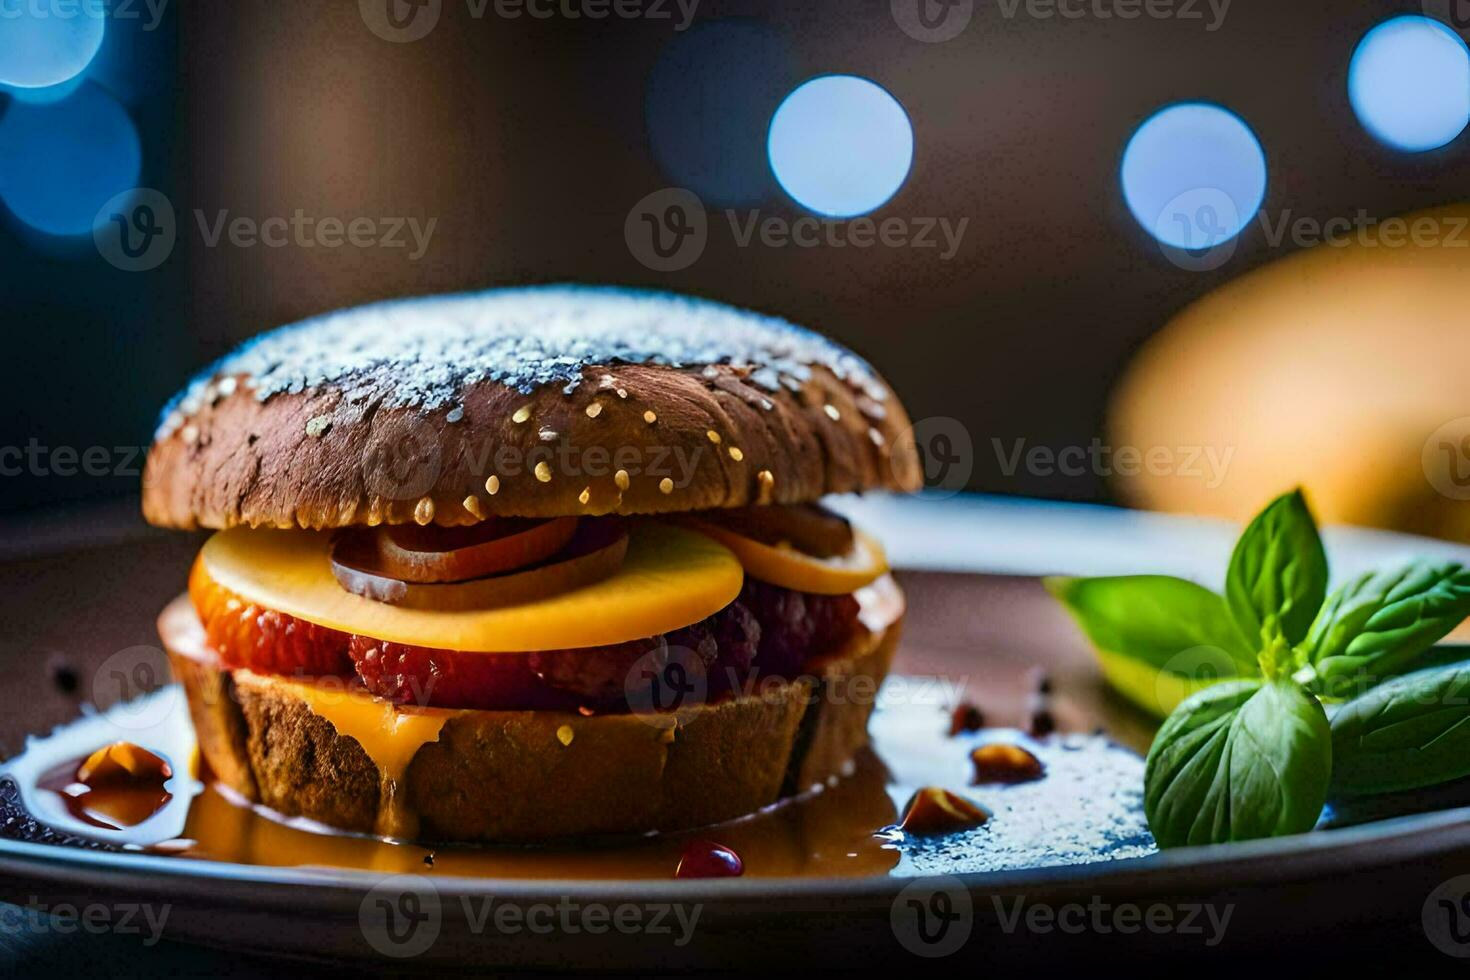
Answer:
1, 496, 1468, 970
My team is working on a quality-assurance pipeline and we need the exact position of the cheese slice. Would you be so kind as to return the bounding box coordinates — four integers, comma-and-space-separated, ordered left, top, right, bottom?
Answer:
199, 521, 743, 653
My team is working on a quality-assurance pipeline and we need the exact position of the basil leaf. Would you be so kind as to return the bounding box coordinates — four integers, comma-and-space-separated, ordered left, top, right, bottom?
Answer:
1306, 562, 1470, 698
1226, 489, 1327, 652
1145, 679, 1331, 848
1046, 575, 1254, 716
1331, 661, 1470, 795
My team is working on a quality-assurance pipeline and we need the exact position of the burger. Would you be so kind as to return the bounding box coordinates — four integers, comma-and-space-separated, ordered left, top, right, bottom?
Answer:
144, 286, 921, 844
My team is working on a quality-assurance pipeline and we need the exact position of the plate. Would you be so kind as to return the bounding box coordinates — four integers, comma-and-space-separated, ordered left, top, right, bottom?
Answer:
1, 495, 1467, 968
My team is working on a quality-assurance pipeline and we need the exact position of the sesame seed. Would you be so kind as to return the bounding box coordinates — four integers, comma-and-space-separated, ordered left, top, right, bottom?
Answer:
659, 477, 674, 494
579, 486, 591, 506
414, 497, 435, 525
823, 404, 841, 421
485, 474, 500, 495
616, 388, 627, 399
643, 410, 657, 424
512, 405, 531, 424
181, 425, 199, 444
728, 446, 744, 462
614, 469, 630, 491
757, 469, 775, 503
463, 495, 484, 519
706, 430, 721, 444
305, 415, 331, 438
535, 461, 552, 483
585, 402, 603, 419
216, 377, 237, 397
446, 405, 464, 423
539, 426, 558, 442
869, 427, 884, 446
556, 725, 575, 746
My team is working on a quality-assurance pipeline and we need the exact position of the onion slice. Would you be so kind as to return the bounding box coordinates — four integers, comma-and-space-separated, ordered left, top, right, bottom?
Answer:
373, 517, 578, 583
331, 521, 629, 611
692, 503, 854, 559
686, 521, 887, 596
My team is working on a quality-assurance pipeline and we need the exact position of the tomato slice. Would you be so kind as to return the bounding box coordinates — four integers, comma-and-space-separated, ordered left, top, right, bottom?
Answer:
688, 519, 888, 595
372, 517, 578, 583
332, 520, 629, 611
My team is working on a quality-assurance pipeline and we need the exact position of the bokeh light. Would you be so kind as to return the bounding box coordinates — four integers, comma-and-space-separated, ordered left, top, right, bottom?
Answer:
645, 19, 794, 208
3, 74, 87, 105
1120, 102, 1267, 251
767, 75, 914, 218
0, 83, 141, 237
0, 4, 105, 89
1348, 15, 1470, 152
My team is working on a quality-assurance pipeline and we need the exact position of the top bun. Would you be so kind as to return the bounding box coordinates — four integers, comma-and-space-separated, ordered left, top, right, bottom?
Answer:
143, 286, 922, 529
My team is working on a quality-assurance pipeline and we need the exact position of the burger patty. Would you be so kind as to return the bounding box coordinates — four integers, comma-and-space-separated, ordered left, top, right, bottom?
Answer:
192, 568, 860, 712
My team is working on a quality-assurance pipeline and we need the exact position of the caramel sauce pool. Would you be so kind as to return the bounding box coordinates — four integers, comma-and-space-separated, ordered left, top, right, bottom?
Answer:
0, 684, 1154, 880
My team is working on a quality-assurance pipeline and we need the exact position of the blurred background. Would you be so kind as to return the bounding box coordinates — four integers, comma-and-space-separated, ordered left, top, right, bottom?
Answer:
3, 0, 1470, 541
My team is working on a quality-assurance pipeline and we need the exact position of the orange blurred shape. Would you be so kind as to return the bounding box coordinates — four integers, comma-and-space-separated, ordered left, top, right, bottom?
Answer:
1111, 202, 1470, 543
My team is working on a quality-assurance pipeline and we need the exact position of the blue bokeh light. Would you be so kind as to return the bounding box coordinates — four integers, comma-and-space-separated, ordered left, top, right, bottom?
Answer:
0, 4, 105, 89
3, 74, 87, 105
0, 83, 141, 237
1120, 102, 1267, 251
645, 19, 794, 208
1349, 15, 1470, 152
767, 75, 914, 218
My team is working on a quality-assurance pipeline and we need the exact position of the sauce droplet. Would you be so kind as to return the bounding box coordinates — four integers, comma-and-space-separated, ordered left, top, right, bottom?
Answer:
674, 839, 744, 879
1027, 702, 1056, 737
970, 743, 1045, 785
947, 702, 985, 736
77, 742, 172, 787
57, 743, 175, 831
898, 787, 989, 836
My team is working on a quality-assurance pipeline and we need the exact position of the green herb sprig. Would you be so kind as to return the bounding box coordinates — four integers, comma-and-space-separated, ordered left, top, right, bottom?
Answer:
1048, 489, 1470, 849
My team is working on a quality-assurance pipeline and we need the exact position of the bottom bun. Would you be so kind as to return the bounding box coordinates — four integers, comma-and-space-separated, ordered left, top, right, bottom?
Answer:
161, 596, 901, 844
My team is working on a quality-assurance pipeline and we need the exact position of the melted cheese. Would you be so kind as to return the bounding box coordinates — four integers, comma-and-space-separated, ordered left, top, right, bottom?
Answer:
256, 674, 458, 839
199, 522, 744, 652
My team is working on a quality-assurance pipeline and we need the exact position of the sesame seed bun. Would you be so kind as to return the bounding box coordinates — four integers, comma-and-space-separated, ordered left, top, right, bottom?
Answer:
142, 286, 921, 530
